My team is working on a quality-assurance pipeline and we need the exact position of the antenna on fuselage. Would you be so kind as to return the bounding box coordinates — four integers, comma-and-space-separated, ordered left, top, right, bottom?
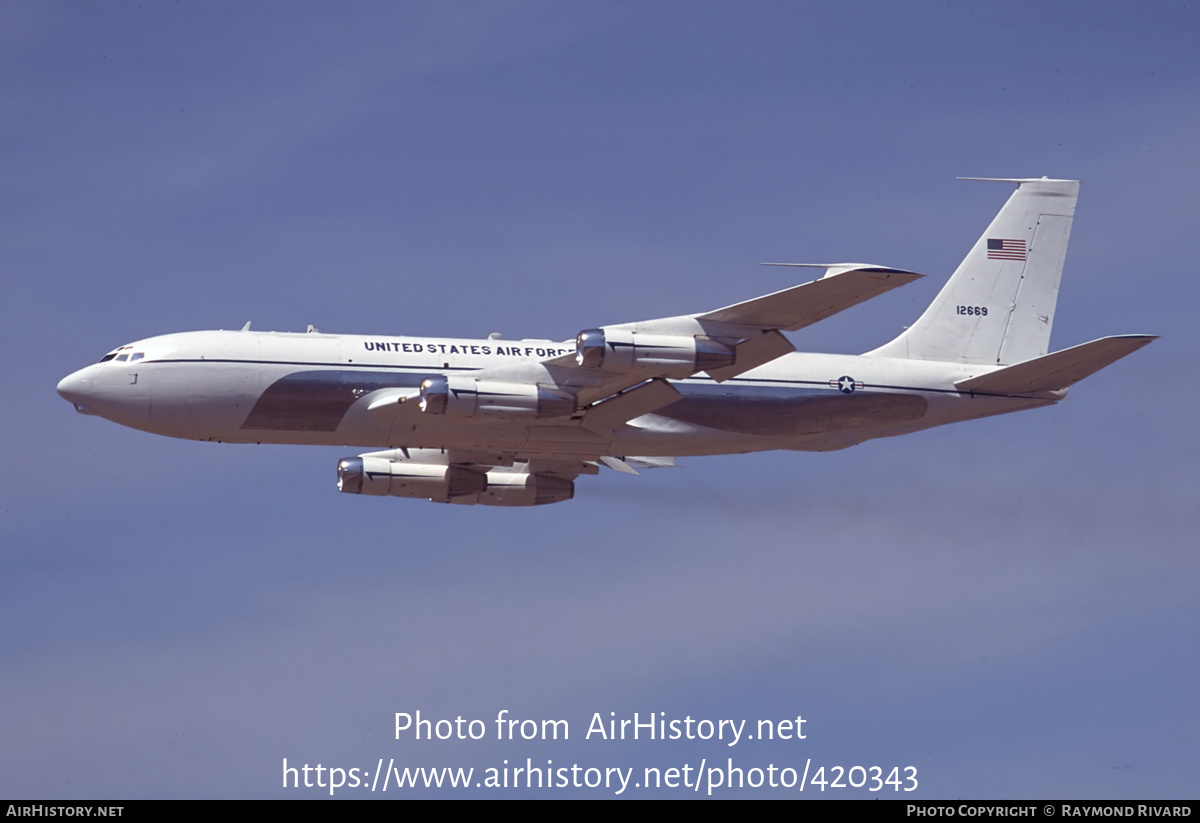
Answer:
240, 321, 252, 331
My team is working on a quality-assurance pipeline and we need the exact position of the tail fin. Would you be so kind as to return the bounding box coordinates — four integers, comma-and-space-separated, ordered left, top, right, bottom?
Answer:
870, 177, 1079, 365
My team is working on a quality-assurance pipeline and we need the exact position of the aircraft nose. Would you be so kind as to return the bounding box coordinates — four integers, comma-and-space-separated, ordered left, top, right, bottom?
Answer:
57, 369, 98, 414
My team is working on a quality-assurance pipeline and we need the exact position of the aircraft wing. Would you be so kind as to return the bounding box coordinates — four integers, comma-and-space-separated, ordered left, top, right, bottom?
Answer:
698, 264, 923, 331
467, 263, 921, 431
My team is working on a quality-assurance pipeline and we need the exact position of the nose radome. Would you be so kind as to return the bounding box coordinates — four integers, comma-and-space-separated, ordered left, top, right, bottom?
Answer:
57, 369, 94, 407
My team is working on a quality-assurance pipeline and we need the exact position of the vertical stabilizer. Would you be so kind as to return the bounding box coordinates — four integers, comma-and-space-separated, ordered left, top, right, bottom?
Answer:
869, 177, 1079, 365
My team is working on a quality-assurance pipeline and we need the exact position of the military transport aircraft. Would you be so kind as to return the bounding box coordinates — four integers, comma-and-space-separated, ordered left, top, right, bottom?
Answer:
57, 178, 1154, 507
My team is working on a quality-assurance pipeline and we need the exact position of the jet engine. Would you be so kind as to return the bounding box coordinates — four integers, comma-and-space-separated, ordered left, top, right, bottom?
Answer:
336, 456, 487, 501
336, 454, 575, 506
575, 329, 735, 374
418, 375, 576, 418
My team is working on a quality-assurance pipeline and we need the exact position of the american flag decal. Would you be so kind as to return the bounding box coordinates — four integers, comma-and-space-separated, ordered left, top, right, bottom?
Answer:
987, 238, 1027, 260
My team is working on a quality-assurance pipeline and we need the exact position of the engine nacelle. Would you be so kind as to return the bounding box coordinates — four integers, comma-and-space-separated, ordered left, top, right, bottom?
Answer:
575, 329, 735, 374
337, 456, 573, 507
337, 456, 487, 501
419, 375, 575, 418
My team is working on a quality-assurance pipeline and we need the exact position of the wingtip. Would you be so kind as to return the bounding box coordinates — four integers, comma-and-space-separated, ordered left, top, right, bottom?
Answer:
957, 175, 1081, 185
762, 263, 923, 278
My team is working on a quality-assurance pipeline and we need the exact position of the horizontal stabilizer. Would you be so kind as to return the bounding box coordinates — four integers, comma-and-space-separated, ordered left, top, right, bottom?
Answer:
699, 265, 922, 332
955, 335, 1157, 395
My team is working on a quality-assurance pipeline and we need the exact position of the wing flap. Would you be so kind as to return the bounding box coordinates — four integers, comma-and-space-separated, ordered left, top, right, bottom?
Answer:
955, 335, 1157, 395
581, 378, 682, 433
705, 329, 796, 382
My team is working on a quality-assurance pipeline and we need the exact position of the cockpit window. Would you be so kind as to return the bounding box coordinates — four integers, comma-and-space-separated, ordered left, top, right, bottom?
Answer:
99, 346, 142, 364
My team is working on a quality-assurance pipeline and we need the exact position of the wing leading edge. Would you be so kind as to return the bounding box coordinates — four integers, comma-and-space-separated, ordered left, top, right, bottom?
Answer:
700, 264, 923, 331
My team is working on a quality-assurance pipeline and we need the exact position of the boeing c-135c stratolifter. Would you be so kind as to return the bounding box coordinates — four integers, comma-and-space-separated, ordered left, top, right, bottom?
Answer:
58, 178, 1155, 507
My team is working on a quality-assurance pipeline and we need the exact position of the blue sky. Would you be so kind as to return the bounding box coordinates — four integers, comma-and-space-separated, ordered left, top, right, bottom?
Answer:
2, 0, 1197, 798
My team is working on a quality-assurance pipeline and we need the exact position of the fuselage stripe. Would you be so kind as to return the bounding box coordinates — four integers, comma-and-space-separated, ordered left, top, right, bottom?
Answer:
140, 357, 1003, 396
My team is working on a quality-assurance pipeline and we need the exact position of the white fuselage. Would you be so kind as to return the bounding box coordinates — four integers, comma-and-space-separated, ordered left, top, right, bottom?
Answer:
56, 180, 1149, 507
56, 329, 1054, 459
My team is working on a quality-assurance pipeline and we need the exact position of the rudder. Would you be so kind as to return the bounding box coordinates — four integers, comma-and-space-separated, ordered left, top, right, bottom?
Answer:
870, 177, 1079, 365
